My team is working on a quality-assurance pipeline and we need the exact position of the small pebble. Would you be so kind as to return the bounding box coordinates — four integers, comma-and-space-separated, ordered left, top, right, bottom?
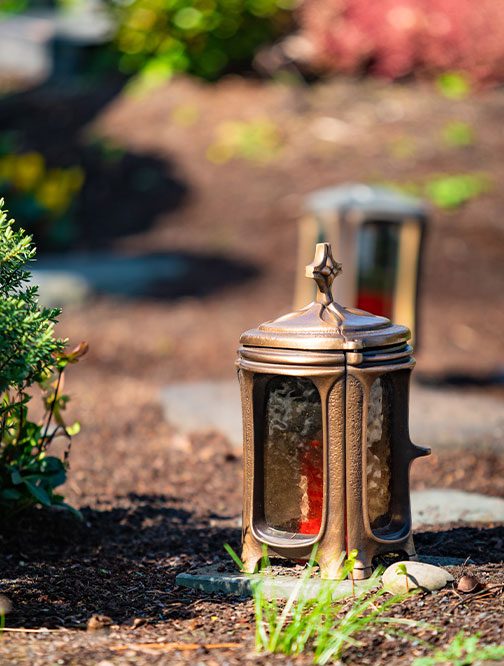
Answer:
0, 595, 11, 615
382, 561, 454, 594
87, 614, 114, 632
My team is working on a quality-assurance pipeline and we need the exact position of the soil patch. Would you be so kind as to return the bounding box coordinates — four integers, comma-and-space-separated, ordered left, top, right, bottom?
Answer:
0, 431, 503, 665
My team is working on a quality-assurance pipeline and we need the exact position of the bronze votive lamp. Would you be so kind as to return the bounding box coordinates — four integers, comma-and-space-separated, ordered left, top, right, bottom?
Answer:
236, 242, 430, 579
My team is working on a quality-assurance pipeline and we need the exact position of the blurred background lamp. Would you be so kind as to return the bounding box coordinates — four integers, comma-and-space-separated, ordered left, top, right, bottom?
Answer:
295, 184, 428, 345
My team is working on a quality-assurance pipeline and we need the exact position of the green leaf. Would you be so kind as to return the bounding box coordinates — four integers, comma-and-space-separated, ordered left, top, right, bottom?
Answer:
66, 421, 81, 436
54, 502, 83, 520
45, 470, 67, 489
23, 479, 51, 506
10, 469, 23, 485
1, 488, 21, 500
412, 631, 504, 666
39, 456, 65, 472
436, 71, 471, 100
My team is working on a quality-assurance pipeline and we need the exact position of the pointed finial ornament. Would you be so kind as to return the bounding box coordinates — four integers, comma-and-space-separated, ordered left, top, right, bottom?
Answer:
305, 242, 342, 306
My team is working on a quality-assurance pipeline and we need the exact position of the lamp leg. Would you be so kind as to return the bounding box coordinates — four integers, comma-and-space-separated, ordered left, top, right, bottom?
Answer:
317, 550, 346, 580
241, 531, 263, 573
405, 534, 418, 561
352, 553, 374, 580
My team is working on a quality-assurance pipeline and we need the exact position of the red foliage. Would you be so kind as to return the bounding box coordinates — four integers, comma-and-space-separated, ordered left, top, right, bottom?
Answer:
298, 0, 504, 84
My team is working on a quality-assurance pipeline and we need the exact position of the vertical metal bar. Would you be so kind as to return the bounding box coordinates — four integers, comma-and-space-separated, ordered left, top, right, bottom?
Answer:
393, 218, 422, 344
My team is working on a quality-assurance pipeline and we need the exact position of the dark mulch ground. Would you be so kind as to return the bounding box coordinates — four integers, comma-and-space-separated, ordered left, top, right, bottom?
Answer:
0, 73, 503, 664
0, 435, 503, 665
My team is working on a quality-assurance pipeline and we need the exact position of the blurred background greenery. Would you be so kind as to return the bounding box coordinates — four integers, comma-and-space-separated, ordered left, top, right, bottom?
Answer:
1, 0, 503, 247
0, 0, 502, 380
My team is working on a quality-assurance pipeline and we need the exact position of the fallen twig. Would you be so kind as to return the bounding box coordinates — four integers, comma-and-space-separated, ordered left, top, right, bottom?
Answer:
459, 555, 472, 578
449, 584, 504, 613
0, 628, 59, 634
111, 642, 242, 652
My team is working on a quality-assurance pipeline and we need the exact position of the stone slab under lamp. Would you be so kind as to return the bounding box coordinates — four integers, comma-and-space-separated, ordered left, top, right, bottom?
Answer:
237, 242, 430, 579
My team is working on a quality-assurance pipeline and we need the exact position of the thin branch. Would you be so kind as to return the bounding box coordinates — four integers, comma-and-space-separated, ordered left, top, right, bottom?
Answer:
41, 370, 62, 448
15, 389, 24, 446
0, 627, 60, 634
44, 424, 70, 447
449, 584, 504, 613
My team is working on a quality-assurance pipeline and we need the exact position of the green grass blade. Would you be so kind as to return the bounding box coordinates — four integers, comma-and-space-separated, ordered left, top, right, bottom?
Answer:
223, 543, 244, 571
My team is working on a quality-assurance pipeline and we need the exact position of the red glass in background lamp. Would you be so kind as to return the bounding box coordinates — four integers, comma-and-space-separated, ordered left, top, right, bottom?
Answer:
356, 292, 393, 318
356, 220, 399, 320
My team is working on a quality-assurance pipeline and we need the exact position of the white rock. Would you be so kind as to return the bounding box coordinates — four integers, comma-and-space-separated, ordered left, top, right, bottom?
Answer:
382, 561, 454, 595
30, 270, 91, 308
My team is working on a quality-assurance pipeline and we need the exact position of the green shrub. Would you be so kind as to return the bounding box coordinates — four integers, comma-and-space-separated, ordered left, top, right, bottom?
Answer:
206, 118, 282, 164
0, 137, 85, 250
0, 200, 86, 517
424, 173, 491, 209
441, 121, 475, 148
108, 0, 294, 84
382, 172, 492, 210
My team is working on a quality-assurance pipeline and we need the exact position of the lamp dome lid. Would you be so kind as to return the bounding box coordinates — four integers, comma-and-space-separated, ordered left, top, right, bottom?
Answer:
239, 243, 410, 351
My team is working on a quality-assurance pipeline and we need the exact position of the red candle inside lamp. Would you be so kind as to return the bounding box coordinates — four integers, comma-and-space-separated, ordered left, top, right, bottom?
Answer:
298, 439, 323, 534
